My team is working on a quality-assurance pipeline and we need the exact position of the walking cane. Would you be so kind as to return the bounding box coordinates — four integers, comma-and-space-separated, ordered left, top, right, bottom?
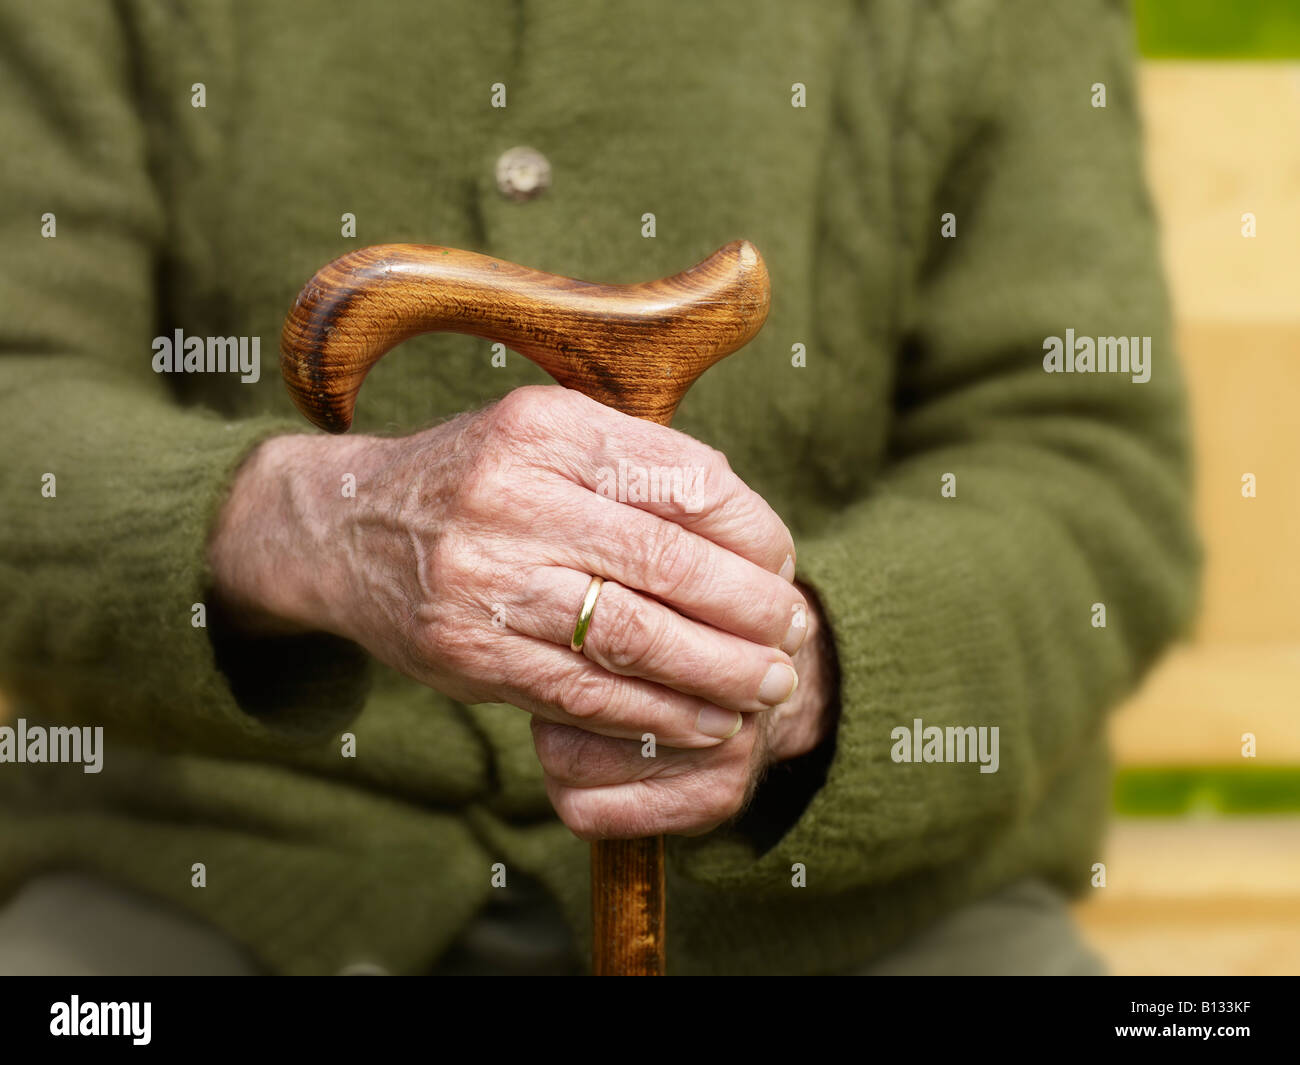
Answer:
279, 241, 771, 975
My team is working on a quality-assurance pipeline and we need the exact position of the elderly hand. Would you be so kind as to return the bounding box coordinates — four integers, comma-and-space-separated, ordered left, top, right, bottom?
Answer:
209, 385, 834, 838
533, 578, 834, 839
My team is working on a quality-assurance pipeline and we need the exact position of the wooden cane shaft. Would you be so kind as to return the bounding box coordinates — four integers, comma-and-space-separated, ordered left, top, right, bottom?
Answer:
588, 396, 676, 977
592, 835, 665, 976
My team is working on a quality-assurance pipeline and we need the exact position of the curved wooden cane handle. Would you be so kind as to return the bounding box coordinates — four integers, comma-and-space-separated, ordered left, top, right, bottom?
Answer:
280, 240, 770, 433
280, 241, 772, 978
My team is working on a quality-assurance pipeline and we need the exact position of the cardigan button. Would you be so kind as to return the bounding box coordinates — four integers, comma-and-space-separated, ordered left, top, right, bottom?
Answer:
495, 146, 551, 202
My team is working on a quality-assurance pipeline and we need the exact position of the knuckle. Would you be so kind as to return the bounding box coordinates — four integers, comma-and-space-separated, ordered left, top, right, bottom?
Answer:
546, 786, 591, 838
489, 386, 554, 448
532, 721, 587, 781
530, 717, 563, 756
754, 512, 794, 566
553, 792, 612, 842
492, 385, 538, 427
759, 593, 794, 643
598, 595, 663, 673
555, 783, 668, 841
734, 582, 790, 646
574, 815, 616, 843
560, 668, 611, 722
644, 521, 705, 598
725, 771, 751, 815
701, 766, 751, 824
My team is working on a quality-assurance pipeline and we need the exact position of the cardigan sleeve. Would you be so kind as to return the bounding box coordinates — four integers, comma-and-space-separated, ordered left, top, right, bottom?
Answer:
673, 0, 1199, 889
0, 2, 370, 754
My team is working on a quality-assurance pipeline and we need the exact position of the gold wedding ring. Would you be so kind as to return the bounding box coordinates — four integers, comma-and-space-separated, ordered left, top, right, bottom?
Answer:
569, 576, 605, 653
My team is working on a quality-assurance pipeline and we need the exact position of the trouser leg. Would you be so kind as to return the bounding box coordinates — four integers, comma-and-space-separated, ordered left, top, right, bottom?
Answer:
855, 878, 1107, 976
0, 872, 261, 976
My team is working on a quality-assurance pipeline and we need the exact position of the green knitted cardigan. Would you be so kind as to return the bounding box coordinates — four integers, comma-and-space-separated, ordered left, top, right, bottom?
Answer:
0, 0, 1197, 974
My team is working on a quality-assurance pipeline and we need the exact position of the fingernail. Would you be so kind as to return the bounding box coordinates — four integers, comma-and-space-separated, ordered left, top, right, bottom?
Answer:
782, 611, 807, 655
779, 554, 796, 582
697, 706, 743, 739
758, 663, 798, 706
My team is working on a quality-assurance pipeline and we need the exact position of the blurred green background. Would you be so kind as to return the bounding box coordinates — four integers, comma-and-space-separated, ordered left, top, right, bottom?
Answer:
1117, 767, 1300, 815
1138, 0, 1300, 57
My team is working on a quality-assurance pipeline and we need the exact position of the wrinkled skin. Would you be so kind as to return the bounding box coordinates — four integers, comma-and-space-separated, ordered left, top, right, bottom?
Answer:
210, 386, 833, 839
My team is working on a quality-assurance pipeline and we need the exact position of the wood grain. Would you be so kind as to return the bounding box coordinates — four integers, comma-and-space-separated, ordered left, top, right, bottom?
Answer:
592, 835, 665, 976
280, 241, 772, 976
280, 241, 770, 433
